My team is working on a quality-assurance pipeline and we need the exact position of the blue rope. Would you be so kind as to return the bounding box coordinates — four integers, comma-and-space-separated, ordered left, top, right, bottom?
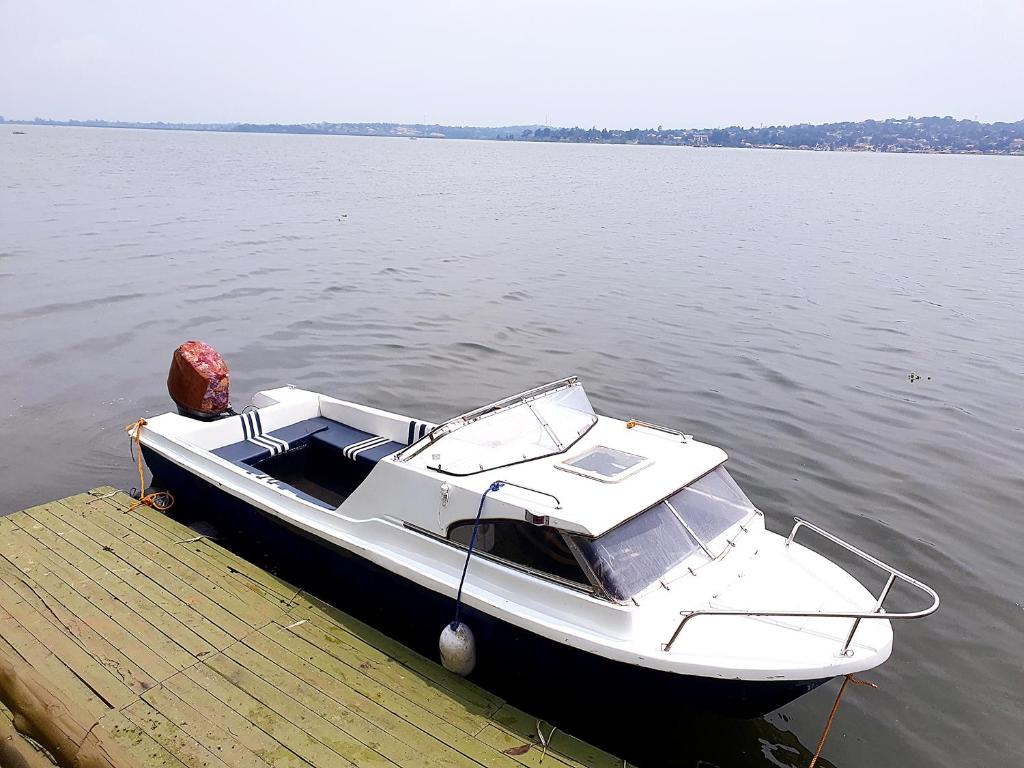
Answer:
452, 481, 504, 629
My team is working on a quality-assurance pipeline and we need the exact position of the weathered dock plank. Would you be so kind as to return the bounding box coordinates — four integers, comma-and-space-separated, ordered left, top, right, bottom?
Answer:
8, 506, 226, 655
0, 578, 138, 712
0, 488, 629, 768
55, 494, 289, 628
2, 510, 195, 676
95, 710, 190, 768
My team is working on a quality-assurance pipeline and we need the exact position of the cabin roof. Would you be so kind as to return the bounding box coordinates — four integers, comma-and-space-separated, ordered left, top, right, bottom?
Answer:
395, 378, 728, 538
407, 414, 728, 538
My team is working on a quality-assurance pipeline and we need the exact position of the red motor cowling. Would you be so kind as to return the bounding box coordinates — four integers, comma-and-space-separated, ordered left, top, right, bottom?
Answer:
167, 341, 231, 419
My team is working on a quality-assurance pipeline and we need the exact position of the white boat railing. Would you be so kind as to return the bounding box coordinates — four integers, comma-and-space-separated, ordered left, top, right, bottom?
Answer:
661, 517, 940, 655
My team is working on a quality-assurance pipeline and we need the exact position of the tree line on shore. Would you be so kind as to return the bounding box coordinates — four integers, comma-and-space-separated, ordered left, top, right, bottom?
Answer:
7, 114, 1022, 154
513, 116, 1024, 153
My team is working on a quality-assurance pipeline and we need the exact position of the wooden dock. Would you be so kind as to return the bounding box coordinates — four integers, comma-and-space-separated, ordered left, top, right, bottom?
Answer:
0, 488, 628, 768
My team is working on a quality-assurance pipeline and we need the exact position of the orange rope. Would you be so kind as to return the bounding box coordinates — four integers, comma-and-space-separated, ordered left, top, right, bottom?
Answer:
125, 418, 174, 512
808, 674, 878, 768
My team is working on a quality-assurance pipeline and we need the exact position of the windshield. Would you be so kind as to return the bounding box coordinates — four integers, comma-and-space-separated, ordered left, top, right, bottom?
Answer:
405, 380, 597, 475
570, 467, 755, 601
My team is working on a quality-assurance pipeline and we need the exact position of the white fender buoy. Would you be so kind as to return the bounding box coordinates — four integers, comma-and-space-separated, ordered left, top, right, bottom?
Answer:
439, 621, 476, 676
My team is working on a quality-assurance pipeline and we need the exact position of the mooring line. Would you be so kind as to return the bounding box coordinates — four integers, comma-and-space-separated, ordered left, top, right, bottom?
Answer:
808, 674, 879, 767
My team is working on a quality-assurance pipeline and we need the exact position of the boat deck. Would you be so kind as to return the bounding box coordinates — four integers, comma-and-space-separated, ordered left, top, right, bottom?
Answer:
0, 488, 628, 768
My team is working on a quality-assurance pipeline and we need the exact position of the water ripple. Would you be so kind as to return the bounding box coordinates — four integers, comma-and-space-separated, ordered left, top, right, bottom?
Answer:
0, 126, 1021, 768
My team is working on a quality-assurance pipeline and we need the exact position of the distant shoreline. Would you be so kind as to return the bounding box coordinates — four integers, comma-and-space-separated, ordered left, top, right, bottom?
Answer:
6, 115, 1023, 156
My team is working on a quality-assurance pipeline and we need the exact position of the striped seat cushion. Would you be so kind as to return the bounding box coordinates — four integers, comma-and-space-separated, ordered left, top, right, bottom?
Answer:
212, 411, 326, 464
213, 413, 402, 469
308, 422, 403, 466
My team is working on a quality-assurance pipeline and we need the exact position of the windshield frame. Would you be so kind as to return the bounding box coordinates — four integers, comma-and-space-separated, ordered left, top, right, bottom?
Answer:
397, 377, 599, 475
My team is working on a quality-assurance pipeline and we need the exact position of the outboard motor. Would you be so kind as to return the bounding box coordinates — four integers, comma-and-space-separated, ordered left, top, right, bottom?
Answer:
167, 340, 232, 419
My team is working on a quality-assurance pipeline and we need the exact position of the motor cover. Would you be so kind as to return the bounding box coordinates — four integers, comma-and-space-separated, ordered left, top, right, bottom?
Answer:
167, 341, 230, 418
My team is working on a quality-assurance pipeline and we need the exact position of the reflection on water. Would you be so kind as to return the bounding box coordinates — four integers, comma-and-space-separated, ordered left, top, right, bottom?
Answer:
2, 126, 1022, 766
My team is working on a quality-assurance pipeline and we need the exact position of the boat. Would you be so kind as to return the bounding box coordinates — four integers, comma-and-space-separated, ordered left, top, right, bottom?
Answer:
134, 357, 939, 718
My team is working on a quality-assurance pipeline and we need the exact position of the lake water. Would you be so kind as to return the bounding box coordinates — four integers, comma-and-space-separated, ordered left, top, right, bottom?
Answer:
1, 126, 1021, 766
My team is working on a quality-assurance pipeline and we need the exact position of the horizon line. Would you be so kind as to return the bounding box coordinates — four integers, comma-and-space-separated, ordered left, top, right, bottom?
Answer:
5, 113, 1024, 131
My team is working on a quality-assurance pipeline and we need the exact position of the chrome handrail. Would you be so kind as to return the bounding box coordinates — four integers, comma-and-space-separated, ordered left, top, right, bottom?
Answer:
625, 419, 691, 441
661, 517, 940, 654
493, 481, 563, 510
458, 377, 579, 423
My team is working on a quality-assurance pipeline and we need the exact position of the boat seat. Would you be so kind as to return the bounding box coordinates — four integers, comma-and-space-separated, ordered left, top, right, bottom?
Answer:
211, 414, 329, 465
212, 440, 271, 464
212, 415, 402, 469
306, 419, 404, 467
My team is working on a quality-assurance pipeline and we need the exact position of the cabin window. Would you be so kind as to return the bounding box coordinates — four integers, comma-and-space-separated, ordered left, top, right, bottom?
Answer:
569, 504, 701, 601
663, 467, 752, 546
569, 466, 755, 601
447, 520, 590, 586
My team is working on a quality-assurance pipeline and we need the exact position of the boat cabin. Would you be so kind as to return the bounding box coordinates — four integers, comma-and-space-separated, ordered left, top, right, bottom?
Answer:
390, 378, 762, 603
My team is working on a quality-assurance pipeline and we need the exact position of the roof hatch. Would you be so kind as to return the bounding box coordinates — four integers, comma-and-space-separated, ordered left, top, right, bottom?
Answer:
557, 445, 652, 483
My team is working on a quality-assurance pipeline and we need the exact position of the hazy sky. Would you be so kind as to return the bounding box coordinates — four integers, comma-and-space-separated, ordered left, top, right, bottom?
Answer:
2, 1, 1022, 128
